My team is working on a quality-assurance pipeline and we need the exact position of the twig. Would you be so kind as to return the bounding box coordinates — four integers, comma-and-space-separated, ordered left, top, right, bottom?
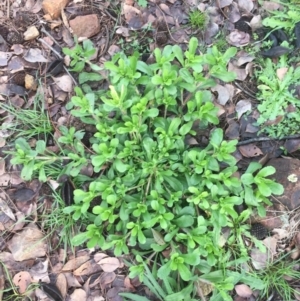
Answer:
99, 24, 110, 57
233, 81, 256, 99
38, 38, 63, 59
40, 27, 63, 49
37, 38, 77, 86
155, 4, 183, 44
6, 0, 10, 18
237, 134, 300, 146
215, 0, 229, 20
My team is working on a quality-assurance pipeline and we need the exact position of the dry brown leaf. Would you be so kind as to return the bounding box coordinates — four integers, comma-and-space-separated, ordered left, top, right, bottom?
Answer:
237, 0, 253, 12
238, 144, 263, 157
263, 236, 277, 257
99, 272, 116, 291
235, 99, 252, 119
277, 67, 288, 81
0, 52, 13, 67
65, 272, 82, 288
74, 259, 101, 276
262, 1, 282, 10
98, 257, 120, 272
211, 84, 230, 105
29, 259, 49, 282
52, 75, 73, 92
219, 0, 233, 8
56, 274, 68, 299
226, 30, 250, 47
235, 284, 252, 298
236, 51, 255, 66
62, 255, 90, 272
13, 271, 32, 294
70, 288, 87, 301
0, 192, 15, 221
250, 15, 262, 31
23, 48, 49, 63
94, 253, 108, 263
228, 62, 248, 80
250, 247, 269, 270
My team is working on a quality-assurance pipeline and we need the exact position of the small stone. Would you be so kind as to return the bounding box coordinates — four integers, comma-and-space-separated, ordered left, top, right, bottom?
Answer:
25, 74, 37, 90
69, 14, 100, 38
23, 26, 39, 41
42, 0, 70, 19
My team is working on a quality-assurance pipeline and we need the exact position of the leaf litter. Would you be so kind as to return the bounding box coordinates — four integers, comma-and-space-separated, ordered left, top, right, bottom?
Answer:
0, 0, 300, 300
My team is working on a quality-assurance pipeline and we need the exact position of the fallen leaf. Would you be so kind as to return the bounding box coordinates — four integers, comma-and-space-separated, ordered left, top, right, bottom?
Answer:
250, 247, 269, 270
235, 99, 252, 119
237, 0, 253, 12
212, 84, 230, 105
235, 284, 252, 298
13, 271, 32, 294
238, 144, 263, 157
284, 138, 300, 153
52, 75, 73, 92
70, 288, 87, 301
277, 67, 288, 81
0, 193, 16, 221
56, 274, 68, 299
23, 48, 49, 63
62, 255, 90, 272
227, 30, 250, 47
98, 257, 120, 272
99, 272, 116, 291
0, 52, 13, 67
219, 0, 233, 8
250, 15, 262, 31
7, 224, 47, 261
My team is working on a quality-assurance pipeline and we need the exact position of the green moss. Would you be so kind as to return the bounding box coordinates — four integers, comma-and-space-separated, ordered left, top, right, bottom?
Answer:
189, 10, 208, 29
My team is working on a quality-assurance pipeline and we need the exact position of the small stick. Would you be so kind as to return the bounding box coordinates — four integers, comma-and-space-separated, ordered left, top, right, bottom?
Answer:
237, 134, 300, 146
40, 27, 63, 49
38, 38, 77, 85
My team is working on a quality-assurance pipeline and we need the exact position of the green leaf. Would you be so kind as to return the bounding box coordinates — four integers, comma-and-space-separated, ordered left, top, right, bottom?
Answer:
210, 128, 223, 148
256, 166, 275, 178
72, 232, 88, 246
172, 45, 184, 66
119, 293, 152, 301
114, 159, 129, 173
188, 37, 198, 55
267, 181, 284, 195
36, 140, 46, 154
79, 72, 103, 84
179, 121, 193, 135
152, 75, 163, 85
173, 215, 194, 227
177, 263, 192, 281
241, 174, 254, 185
257, 181, 272, 196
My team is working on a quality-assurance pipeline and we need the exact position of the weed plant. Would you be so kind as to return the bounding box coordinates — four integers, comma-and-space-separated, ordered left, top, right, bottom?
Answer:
189, 10, 208, 29
0, 91, 52, 140
252, 255, 300, 301
255, 53, 300, 137
9, 38, 284, 300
